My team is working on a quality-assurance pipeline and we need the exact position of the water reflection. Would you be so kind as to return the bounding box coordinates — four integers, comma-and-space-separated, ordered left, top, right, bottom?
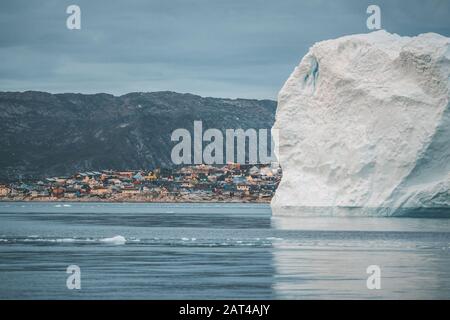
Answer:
271, 215, 450, 299
0, 202, 448, 299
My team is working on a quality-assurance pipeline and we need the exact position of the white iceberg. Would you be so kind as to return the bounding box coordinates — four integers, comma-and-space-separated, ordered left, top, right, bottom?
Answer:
272, 30, 450, 216
100, 235, 127, 245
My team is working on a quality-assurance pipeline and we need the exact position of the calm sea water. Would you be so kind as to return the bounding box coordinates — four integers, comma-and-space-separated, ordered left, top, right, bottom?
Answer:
0, 202, 449, 299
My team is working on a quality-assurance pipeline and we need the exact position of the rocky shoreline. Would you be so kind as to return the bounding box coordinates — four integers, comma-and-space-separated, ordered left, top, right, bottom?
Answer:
0, 195, 271, 203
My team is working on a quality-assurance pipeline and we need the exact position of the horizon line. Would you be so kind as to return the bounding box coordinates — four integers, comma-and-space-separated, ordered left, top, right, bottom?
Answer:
0, 89, 278, 102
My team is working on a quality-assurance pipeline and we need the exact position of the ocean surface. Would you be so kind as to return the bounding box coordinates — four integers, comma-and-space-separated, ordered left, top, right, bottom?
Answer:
0, 202, 449, 299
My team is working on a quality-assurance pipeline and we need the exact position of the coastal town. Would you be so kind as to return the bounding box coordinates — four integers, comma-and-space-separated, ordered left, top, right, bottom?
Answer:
0, 163, 281, 203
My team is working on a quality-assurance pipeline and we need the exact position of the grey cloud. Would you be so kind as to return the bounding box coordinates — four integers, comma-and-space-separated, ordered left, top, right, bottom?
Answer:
0, 0, 449, 99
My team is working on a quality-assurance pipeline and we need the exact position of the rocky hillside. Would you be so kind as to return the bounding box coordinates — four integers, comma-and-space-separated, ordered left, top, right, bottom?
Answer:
0, 91, 276, 181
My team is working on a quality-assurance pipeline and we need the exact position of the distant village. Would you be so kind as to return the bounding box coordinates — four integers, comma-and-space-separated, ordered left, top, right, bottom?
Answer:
0, 163, 281, 203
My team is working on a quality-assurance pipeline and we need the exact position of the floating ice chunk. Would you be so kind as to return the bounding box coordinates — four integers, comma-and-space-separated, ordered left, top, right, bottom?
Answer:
100, 235, 126, 245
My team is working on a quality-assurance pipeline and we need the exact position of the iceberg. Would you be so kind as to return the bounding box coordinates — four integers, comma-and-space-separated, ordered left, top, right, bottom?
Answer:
272, 30, 450, 216
100, 235, 127, 245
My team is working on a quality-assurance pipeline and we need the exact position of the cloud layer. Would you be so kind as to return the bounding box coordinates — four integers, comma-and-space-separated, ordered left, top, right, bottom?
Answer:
1, 0, 449, 99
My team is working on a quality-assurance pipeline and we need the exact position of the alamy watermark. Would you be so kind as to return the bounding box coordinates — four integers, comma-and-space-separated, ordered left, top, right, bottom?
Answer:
366, 5, 381, 30
66, 5, 81, 30
171, 121, 279, 165
66, 264, 81, 290
366, 265, 381, 290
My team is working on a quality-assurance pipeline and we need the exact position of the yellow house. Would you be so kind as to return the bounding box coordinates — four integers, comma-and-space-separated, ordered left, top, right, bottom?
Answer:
90, 187, 110, 196
0, 185, 10, 196
145, 172, 157, 181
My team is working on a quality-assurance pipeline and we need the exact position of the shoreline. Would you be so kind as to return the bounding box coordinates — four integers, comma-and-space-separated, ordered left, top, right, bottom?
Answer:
0, 197, 272, 204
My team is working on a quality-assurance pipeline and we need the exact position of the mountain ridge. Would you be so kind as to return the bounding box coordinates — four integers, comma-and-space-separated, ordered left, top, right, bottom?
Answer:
0, 90, 276, 181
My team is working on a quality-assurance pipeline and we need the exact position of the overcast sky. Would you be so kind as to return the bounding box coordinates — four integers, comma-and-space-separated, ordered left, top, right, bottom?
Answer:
1, 0, 449, 99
